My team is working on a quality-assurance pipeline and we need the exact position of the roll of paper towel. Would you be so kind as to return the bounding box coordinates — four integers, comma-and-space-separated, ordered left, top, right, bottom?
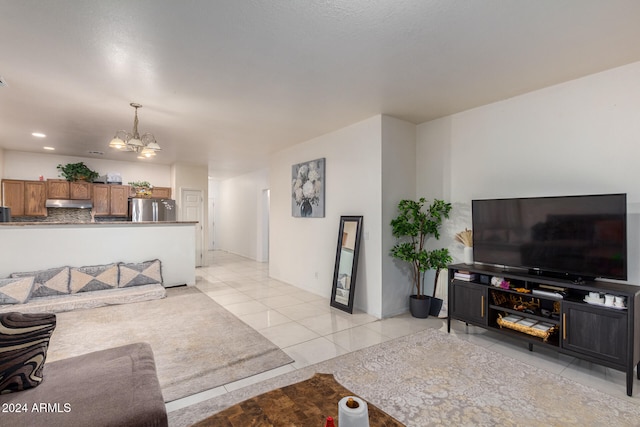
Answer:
338, 396, 369, 427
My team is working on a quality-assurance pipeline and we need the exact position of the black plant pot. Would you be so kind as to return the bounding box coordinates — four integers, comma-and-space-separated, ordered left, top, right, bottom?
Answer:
409, 295, 432, 318
429, 297, 443, 317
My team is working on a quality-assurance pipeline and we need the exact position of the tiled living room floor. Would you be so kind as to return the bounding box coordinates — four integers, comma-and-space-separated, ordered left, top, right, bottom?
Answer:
166, 251, 640, 412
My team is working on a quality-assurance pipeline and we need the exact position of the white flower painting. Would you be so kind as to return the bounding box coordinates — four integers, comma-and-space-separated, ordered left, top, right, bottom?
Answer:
292, 158, 325, 218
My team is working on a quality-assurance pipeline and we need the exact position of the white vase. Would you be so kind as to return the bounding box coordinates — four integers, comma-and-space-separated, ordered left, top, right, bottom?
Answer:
463, 247, 474, 265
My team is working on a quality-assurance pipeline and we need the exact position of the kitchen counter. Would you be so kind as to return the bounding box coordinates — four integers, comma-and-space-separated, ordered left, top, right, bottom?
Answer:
0, 222, 197, 286
0, 221, 197, 226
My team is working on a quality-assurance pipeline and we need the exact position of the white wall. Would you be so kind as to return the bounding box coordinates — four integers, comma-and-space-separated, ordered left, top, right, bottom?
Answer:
381, 116, 417, 317
0, 148, 4, 185
216, 168, 269, 260
417, 60, 640, 284
2, 151, 170, 186
208, 178, 219, 250
269, 116, 384, 316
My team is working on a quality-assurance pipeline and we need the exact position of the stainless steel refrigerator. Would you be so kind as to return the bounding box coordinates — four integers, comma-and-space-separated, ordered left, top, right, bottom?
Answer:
130, 198, 176, 222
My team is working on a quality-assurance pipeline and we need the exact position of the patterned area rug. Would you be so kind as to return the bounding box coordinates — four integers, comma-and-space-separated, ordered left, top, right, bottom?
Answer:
170, 327, 640, 426
192, 373, 403, 427
46, 286, 293, 402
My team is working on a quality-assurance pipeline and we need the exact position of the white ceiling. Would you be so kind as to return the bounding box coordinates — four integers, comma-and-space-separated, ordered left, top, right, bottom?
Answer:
2, 1, 640, 179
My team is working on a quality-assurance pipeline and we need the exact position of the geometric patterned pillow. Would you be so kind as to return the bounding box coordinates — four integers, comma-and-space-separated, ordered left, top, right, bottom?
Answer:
69, 263, 119, 294
118, 259, 163, 288
0, 277, 35, 305
0, 312, 56, 394
11, 267, 70, 298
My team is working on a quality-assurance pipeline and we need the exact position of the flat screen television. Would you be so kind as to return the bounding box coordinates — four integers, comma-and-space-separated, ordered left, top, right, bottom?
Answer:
472, 194, 627, 281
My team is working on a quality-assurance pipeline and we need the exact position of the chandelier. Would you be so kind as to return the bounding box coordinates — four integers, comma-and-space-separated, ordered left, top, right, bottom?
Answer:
108, 103, 161, 158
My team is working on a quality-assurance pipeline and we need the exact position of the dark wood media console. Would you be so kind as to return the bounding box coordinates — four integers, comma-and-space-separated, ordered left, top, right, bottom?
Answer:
447, 263, 640, 396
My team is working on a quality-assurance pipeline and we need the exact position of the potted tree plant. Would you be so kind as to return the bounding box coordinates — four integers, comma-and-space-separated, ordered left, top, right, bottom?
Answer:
390, 198, 453, 318
57, 162, 99, 182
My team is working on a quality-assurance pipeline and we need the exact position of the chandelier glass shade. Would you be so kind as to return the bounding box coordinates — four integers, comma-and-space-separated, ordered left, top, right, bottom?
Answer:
109, 103, 161, 157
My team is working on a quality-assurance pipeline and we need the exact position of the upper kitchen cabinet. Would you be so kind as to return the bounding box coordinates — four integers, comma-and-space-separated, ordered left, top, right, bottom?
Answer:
92, 184, 110, 216
1, 180, 25, 216
70, 181, 91, 199
24, 181, 47, 216
1, 180, 46, 217
151, 187, 171, 199
92, 184, 130, 217
2, 179, 47, 217
128, 186, 171, 199
47, 179, 70, 199
109, 185, 129, 216
47, 180, 91, 200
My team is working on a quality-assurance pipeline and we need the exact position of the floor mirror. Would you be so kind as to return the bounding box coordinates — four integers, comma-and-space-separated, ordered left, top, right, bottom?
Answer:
330, 215, 363, 313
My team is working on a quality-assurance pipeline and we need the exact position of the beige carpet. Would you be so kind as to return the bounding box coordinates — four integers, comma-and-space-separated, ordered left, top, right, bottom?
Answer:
170, 327, 640, 427
47, 286, 294, 402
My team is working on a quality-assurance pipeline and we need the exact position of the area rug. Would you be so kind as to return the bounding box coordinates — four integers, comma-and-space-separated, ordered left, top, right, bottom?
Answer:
192, 373, 403, 427
46, 286, 294, 402
170, 327, 640, 427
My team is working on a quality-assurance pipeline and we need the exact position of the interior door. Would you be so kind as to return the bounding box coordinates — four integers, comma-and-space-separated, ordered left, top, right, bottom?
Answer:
182, 189, 204, 267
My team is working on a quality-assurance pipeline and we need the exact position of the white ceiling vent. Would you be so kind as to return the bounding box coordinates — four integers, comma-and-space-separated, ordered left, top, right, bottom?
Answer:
0, 75, 6, 87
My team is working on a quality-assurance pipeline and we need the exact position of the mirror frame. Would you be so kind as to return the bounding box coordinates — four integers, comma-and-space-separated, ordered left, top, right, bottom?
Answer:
330, 215, 363, 313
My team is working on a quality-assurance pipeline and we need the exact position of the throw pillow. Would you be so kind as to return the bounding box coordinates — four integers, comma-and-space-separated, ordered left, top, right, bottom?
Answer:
0, 312, 56, 394
118, 259, 163, 287
11, 266, 70, 298
70, 263, 119, 293
0, 277, 35, 304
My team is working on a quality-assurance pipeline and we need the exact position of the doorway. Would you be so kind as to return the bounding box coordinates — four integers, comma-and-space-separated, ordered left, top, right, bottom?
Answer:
181, 189, 204, 267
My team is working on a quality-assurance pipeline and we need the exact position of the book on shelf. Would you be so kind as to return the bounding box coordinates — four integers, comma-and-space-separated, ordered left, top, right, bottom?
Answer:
454, 272, 477, 281
538, 284, 568, 292
531, 289, 564, 299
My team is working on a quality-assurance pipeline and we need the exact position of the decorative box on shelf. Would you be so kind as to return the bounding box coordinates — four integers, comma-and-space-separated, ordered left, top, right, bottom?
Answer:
496, 314, 557, 342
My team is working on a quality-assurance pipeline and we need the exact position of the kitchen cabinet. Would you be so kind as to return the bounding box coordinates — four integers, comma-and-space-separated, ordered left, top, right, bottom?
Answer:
92, 184, 130, 217
70, 181, 91, 199
1, 180, 25, 216
47, 179, 70, 199
24, 181, 47, 216
47, 180, 91, 199
151, 187, 171, 199
92, 184, 110, 215
110, 185, 129, 216
1, 180, 46, 217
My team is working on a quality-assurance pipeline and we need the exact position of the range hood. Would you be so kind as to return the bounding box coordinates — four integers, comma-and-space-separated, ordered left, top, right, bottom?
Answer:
46, 199, 93, 209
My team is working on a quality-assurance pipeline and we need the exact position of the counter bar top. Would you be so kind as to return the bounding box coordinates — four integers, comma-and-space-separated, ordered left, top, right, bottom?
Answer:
0, 222, 196, 286
0, 221, 198, 227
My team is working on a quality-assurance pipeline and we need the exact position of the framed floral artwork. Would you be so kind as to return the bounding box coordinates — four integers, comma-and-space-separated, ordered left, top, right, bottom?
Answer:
291, 158, 325, 218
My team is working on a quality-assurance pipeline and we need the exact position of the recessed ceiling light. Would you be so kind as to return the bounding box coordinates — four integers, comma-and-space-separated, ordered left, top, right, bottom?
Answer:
43, 146, 55, 150
32, 132, 46, 138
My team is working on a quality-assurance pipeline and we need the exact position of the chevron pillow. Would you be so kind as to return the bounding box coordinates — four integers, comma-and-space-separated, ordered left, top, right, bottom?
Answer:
70, 263, 119, 293
118, 259, 163, 287
11, 267, 70, 298
0, 312, 56, 394
0, 277, 35, 305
